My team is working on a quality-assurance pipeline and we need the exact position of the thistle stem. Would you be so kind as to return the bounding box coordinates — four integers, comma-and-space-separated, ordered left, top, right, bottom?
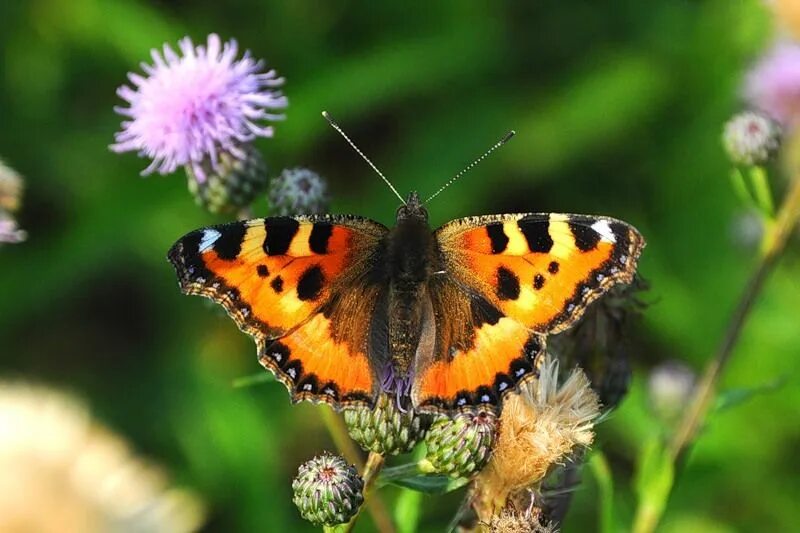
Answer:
667, 175, 800, 463
318, 409, 394, 533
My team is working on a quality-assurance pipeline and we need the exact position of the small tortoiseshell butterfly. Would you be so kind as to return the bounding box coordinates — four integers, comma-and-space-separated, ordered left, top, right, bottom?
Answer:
168, 116, 644, 414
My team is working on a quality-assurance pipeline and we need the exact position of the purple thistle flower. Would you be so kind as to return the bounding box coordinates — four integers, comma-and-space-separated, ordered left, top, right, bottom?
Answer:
745, 41, 800, 126
111, 34, 287, 182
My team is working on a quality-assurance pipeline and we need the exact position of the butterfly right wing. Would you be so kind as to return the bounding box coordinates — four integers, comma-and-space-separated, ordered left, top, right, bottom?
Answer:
168, 215, 389, 408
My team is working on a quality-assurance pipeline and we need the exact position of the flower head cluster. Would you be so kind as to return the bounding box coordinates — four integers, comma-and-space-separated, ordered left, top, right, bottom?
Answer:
292, 453, 364, 527
745, 41, 800, 126
111, 34, 287, 182
0, 159, 26, 244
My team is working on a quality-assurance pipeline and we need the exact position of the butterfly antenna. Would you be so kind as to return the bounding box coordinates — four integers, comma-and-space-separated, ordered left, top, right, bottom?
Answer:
424, 130, 515, 205
322, 111, 406, 205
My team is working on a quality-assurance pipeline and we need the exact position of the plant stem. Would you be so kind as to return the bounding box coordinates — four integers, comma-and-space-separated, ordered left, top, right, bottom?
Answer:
318, 409, 395, 533
342, 452, 389, 533
667, 175, 800, 463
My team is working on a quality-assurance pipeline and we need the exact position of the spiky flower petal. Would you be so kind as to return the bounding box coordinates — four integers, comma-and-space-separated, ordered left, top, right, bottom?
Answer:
292, 453, 363, 527
186, 143, 268, 213
111, 34, 286, 182
723, 111, 781, 165
344, 393, 428, 456
268, 167, 330, 216
423, 410, 496, 478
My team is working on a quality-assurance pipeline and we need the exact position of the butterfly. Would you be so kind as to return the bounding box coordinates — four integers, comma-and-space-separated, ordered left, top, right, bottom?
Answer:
168, 191, 644, 414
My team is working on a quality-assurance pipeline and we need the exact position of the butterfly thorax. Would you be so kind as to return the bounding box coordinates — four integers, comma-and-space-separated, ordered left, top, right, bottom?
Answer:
384, 192, 440, 380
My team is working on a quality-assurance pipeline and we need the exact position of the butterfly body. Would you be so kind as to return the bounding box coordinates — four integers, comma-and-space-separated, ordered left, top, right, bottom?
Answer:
168, 193, 644, 414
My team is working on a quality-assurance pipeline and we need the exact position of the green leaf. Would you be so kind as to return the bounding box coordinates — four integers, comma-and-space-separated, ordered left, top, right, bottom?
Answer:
589, 451, 615, 533
388, 474, 470, 495
632, 437, 674, 533
714, 378, 786, 413
231, 372, 275, 388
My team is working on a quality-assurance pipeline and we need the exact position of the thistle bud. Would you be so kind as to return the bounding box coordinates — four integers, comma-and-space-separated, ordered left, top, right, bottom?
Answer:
423, 410, 496, 478
291, 453, 364, 527
268, 167, 329, 216
722, 111, 781, 166
343, 393, 428, 456
186, 144, 268, 214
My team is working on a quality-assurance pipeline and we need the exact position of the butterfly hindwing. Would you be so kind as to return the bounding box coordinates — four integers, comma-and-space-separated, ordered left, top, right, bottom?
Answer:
168, 215, 388, 408
412, 276, 546, 413
413, 213, 644, 412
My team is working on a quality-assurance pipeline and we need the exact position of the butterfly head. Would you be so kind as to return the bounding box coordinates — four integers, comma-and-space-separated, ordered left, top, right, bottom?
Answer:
396, 191, 429, 223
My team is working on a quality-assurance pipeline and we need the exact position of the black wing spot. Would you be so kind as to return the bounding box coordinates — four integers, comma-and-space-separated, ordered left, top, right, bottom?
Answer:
256, 264, 269, 277
284, 360, 303, 383
569, 221, 601, 252
297, 374, 319, 393
264, 217, 300, 256
297, 265, 324, 301
309, 222, 333, 254
470, 296, 504, 327
486, 223, 509, 254
214, 222, 247, 260
548, 261, 559, 274
271, 276, 284, 293
496, 266, 520, 301
533, 274, 545, 290
266, 341, 291, 368
518, 218, 553, 253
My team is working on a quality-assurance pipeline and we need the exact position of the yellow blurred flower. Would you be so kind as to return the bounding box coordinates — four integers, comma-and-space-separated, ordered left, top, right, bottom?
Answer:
773, 0, 800, 40
0, 383, 205, 533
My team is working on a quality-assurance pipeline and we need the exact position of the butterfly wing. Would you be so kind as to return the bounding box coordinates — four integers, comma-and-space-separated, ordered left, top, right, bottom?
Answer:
413, 213, 644, 412
168, 215, 389, 408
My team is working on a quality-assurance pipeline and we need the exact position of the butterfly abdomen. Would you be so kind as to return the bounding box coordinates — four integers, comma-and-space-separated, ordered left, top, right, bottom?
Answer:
384, 216, 440, 376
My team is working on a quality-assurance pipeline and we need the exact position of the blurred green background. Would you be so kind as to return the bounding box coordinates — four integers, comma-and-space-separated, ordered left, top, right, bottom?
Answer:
1, 0, 798, 531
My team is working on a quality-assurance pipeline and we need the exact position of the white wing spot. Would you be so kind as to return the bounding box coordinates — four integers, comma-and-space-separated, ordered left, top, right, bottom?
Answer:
591, 220, 616, 243
199, 229, 222, 251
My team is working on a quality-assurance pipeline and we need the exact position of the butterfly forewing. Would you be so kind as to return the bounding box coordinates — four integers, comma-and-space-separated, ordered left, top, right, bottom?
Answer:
412, 213, 644, 413
168, 215, 389, 408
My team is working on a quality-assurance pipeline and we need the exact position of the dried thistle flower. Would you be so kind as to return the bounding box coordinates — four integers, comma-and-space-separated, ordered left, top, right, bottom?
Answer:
489, 508, 559, 533
292, 453, 364, 527
111, 34, 286, 182
423, 410, 496, 478
343, 393, 428, 456
0, 382, 205, 532
473, 355, 600, 517
268, 167, 330, 216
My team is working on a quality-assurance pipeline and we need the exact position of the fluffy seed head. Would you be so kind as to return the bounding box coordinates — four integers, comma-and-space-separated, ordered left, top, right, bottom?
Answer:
111, 34, 287, 182
474, 355, 600, 515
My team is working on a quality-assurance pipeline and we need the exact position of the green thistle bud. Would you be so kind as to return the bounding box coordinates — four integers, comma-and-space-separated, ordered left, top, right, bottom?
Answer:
343, 394, 428, 456
268, 167, 329, 215
292, 453, 364, 527
186, 144, 267, 214
722, 111, 781, 166
423, 410, 497, 478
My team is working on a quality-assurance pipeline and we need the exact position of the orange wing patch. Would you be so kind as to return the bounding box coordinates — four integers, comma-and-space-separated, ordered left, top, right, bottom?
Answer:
168, 215, 387, 407
437, 213, 644, 334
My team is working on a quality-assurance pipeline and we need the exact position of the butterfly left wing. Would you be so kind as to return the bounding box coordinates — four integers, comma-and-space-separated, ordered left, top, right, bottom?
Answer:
168, 215, 389, 408
413, 213, 644, 412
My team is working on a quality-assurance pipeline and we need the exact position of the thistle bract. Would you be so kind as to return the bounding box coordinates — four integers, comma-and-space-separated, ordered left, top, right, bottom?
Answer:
292, 453, 363, 527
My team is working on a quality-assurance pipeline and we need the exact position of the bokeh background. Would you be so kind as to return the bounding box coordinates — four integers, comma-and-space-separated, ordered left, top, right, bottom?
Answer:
1, 0, 798, 531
